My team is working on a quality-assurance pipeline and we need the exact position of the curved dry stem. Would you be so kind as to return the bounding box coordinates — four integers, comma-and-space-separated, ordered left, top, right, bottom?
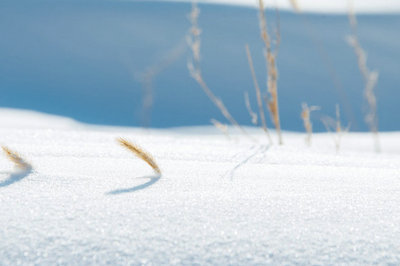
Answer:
117, 138, 161, 174
2, 146, 31, 170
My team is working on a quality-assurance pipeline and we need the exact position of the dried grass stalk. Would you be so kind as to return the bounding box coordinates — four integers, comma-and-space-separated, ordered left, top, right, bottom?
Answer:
117, 138, 161, 174
187, 2, 252, 140
136, 39, 186, 127
244, 91, 258, 126
289, 0, 300, 12
347, 0, 380, 153
245, 44, 272, 144
321, 105, 350, 153
258, 0, 283, 145
2, 146, 31, 170
301, 103, 319, 147
335, 105, 343, 152
334, 105, 351, 152
210, 118, 230, 139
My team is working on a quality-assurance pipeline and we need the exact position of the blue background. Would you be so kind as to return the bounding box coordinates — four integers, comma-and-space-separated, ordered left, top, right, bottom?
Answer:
1, 1, 399, 131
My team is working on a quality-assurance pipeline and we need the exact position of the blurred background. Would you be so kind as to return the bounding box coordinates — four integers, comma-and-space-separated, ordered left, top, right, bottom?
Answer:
1, 0, 399, 131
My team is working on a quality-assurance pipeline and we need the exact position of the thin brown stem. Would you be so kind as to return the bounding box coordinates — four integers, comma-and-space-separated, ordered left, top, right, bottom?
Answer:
245, 44, 272, 144
347, 0, 380, 153
258, 0, 283, 145
187, 2, 254, 141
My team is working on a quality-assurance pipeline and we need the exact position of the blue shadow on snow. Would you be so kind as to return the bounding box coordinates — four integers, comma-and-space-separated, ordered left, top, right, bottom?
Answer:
0, 167, 32, 188
106, 174, 161, 195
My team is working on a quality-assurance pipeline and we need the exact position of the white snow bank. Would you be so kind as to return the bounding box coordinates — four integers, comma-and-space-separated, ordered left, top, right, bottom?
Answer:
1, 108, 400, 264
161, 0, 400, 13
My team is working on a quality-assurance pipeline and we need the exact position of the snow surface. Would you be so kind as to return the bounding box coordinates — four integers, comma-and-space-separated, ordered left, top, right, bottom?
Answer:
1, 108, 400, 264
162, 0, 400, 13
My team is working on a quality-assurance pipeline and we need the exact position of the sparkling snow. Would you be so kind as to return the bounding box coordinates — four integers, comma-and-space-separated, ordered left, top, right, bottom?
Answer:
1, 109, 400, 264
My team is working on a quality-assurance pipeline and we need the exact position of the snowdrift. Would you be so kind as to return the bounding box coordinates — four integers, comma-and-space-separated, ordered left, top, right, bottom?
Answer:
1, 109, 400, 264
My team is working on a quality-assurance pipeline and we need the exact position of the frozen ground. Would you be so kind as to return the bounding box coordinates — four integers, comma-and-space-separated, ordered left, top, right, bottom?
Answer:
1, 108, 400, 264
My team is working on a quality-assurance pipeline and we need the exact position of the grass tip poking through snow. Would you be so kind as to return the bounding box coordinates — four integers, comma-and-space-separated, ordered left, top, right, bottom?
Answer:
117, 138, 161, 175
2, 146, 31, 170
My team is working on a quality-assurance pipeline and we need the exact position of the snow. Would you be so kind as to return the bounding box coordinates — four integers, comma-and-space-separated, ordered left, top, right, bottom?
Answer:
1, 0, 399, 264
163, 0, 400, 13
1, 108, 400, 264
